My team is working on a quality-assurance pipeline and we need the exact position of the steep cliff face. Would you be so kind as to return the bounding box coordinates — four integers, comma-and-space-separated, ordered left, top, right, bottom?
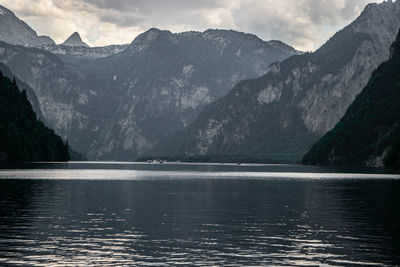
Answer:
174, 1, 400, 162
303, 29, 400, 167
0, 22, 299, 159
0, 5, 54, 46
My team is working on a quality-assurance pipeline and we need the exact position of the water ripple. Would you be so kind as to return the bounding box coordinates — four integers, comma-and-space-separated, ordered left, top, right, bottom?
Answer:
0, 165, 399, 266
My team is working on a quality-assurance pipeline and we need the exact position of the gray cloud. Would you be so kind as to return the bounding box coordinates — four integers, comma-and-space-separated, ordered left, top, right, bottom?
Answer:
82, 0, 226, 12
0, 0, 380, 50
232, 0, 376, 50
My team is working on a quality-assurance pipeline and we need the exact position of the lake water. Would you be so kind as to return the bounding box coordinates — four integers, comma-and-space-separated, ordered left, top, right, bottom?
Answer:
0, 162, 399, 266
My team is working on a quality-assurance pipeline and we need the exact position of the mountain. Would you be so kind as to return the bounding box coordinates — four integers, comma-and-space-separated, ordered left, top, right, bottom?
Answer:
303, 29, 400, 168
0, 5, 54, 46
61, 32, 89, 47
84, 28, 300, 159
0, 21, 300, 160
168, 0, 400, 163
0, 70, 69, 161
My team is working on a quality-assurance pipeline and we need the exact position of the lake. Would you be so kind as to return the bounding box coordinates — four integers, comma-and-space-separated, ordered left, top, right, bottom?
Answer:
0, 162, 399, 266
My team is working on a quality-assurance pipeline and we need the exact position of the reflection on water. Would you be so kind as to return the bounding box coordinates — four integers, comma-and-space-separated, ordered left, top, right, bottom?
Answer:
0, 163, 399, 266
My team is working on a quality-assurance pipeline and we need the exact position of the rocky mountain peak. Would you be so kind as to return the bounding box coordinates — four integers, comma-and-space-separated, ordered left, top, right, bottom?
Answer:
62, 32, 89, 47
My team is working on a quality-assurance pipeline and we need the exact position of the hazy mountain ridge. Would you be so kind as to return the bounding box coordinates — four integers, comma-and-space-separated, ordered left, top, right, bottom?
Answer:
168, 0, 400, 162
303, 29, 400, 167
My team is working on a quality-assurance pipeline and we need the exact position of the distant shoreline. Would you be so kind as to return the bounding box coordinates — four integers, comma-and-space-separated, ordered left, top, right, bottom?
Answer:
134, 155, 299, 165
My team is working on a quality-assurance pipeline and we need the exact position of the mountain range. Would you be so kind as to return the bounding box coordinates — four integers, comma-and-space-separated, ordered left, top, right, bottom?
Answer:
0, 1, 399, 164
0, 5, 300, 160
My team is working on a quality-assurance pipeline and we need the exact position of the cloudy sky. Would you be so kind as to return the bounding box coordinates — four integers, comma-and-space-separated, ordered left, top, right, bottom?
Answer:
0, 0, 380, 51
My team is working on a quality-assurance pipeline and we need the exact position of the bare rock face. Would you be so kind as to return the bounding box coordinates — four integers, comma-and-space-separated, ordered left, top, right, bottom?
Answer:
0, 5, 54, 46
176, 0, 400, 162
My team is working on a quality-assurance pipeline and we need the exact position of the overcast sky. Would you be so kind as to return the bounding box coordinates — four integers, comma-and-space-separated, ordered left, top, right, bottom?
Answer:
0, 0, 380, 51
